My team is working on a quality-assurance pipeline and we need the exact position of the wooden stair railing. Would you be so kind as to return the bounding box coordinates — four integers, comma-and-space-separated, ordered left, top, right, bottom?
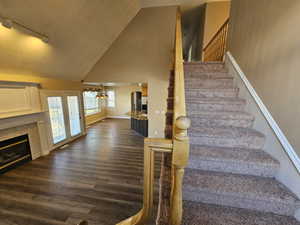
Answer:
203, 18, 229, 62
117, 138, 173, 225
116, 7, 190, 225
169, 7, 190, 225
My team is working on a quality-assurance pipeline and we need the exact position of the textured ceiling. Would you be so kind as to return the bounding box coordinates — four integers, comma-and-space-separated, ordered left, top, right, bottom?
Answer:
0, 0, 140, 80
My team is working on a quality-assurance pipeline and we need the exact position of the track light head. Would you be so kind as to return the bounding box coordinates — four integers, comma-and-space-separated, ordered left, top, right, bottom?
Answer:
41, 36, 49, 43
2, 19, 13, 29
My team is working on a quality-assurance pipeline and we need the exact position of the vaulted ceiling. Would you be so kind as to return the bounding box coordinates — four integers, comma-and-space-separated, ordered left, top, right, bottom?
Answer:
0, 0, 140, 80
0, 0, 229, 81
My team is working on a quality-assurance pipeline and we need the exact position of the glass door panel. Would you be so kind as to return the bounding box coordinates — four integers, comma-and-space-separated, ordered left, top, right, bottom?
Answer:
47, 97, 67, 144
67, 96, 81, 137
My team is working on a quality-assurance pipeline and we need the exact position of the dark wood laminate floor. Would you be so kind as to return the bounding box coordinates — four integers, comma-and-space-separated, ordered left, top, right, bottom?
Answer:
0, 119, 158, 225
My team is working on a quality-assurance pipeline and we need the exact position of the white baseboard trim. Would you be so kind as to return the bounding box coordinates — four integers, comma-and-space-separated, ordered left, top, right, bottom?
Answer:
86, 116, 106, 127
227, 52, 300, 173
49, 133, 84, 151
107, 116, 130, 119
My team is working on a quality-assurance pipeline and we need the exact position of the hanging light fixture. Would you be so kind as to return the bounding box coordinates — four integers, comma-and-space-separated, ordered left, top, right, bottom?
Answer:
96, 85, 108, 99
97, 93, 108, 99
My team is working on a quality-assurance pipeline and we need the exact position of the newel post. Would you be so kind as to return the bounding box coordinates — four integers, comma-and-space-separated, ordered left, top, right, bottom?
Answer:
169, 116, 191, 225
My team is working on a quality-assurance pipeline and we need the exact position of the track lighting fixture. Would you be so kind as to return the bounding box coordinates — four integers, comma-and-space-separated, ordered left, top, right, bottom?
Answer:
0, 15, 49, 43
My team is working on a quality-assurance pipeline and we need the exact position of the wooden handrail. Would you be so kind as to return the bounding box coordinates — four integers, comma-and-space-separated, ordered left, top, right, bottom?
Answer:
203, 18, 229, 51
203, 18, 229, 62
173, 8, 186, 126
169, 8, 190, 225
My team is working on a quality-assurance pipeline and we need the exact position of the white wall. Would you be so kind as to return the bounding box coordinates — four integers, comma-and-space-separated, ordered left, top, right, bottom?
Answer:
106, 85, 141, 118
228, 0, 300, 158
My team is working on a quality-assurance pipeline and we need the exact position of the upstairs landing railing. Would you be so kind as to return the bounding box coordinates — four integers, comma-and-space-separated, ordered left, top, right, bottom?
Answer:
116, 7, 190, 225
203, 18, 229, 62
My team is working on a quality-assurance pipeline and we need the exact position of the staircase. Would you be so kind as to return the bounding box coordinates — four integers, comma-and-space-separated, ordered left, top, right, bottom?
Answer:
182, 62, 300, 224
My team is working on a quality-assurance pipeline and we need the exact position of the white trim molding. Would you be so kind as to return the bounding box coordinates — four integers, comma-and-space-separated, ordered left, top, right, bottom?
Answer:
107, 115, 131, 119
226, 52, 300, 173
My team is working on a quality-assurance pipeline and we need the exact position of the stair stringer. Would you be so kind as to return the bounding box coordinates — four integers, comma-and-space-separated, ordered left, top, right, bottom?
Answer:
225, 52, 300, 220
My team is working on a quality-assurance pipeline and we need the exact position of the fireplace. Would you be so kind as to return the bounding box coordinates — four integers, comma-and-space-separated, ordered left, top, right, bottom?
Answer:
0, 134, 32, 174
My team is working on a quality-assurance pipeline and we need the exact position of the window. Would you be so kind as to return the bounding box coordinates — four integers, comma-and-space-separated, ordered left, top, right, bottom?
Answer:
83, 91, 101, 115
107, 90, 115, 108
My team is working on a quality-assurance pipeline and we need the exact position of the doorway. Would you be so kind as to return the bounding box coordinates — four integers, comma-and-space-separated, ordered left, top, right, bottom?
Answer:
41, 90, 84, 150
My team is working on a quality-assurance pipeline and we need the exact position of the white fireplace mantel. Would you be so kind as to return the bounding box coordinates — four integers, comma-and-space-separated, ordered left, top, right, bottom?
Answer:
0, 81, 50, 159
0, 111, 50, 159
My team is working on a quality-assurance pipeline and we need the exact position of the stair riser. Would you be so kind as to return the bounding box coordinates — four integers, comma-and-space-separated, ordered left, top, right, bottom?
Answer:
187, 102, 245, 112
168, 87, 174, 98
189, 135, 265, 149
167, 98, 174, 109
182, 189, 297, 216
165, 126, 172, 139
185, 79, 233, 89
165, 113, 173, 125
187, 158, 277, 177
186, 89, 238, 98
190, 117, 254, 128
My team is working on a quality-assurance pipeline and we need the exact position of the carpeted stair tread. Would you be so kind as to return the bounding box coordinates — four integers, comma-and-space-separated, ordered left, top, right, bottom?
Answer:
185, 86, 237, 91
185, 73, 233, 80
188, 111, 254, 128
186, 97, 246, 112
189, 110, 253, 120
189, 126, 265, 149
185, 75, 233, 80
185, 87, 239, 98
188, 110, 252, 118
184, 62, 227, 72
184, 61, 225, 65
188, 145, 279, 177
189, 126, 264, 139
183, 169, 300, 215
186, 97, 245, 104
182, 201, 300, 225
185, 78, 234, 89
184, 71, 232, 79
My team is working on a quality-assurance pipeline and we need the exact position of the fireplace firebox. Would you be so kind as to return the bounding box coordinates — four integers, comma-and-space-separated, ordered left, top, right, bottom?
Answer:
0, 134, 32, 174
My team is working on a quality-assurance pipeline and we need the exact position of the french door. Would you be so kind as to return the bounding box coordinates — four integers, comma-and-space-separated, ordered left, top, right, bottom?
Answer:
47, 96, 67, 144
67, 96, 81, 137
42, 91, 84, 149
